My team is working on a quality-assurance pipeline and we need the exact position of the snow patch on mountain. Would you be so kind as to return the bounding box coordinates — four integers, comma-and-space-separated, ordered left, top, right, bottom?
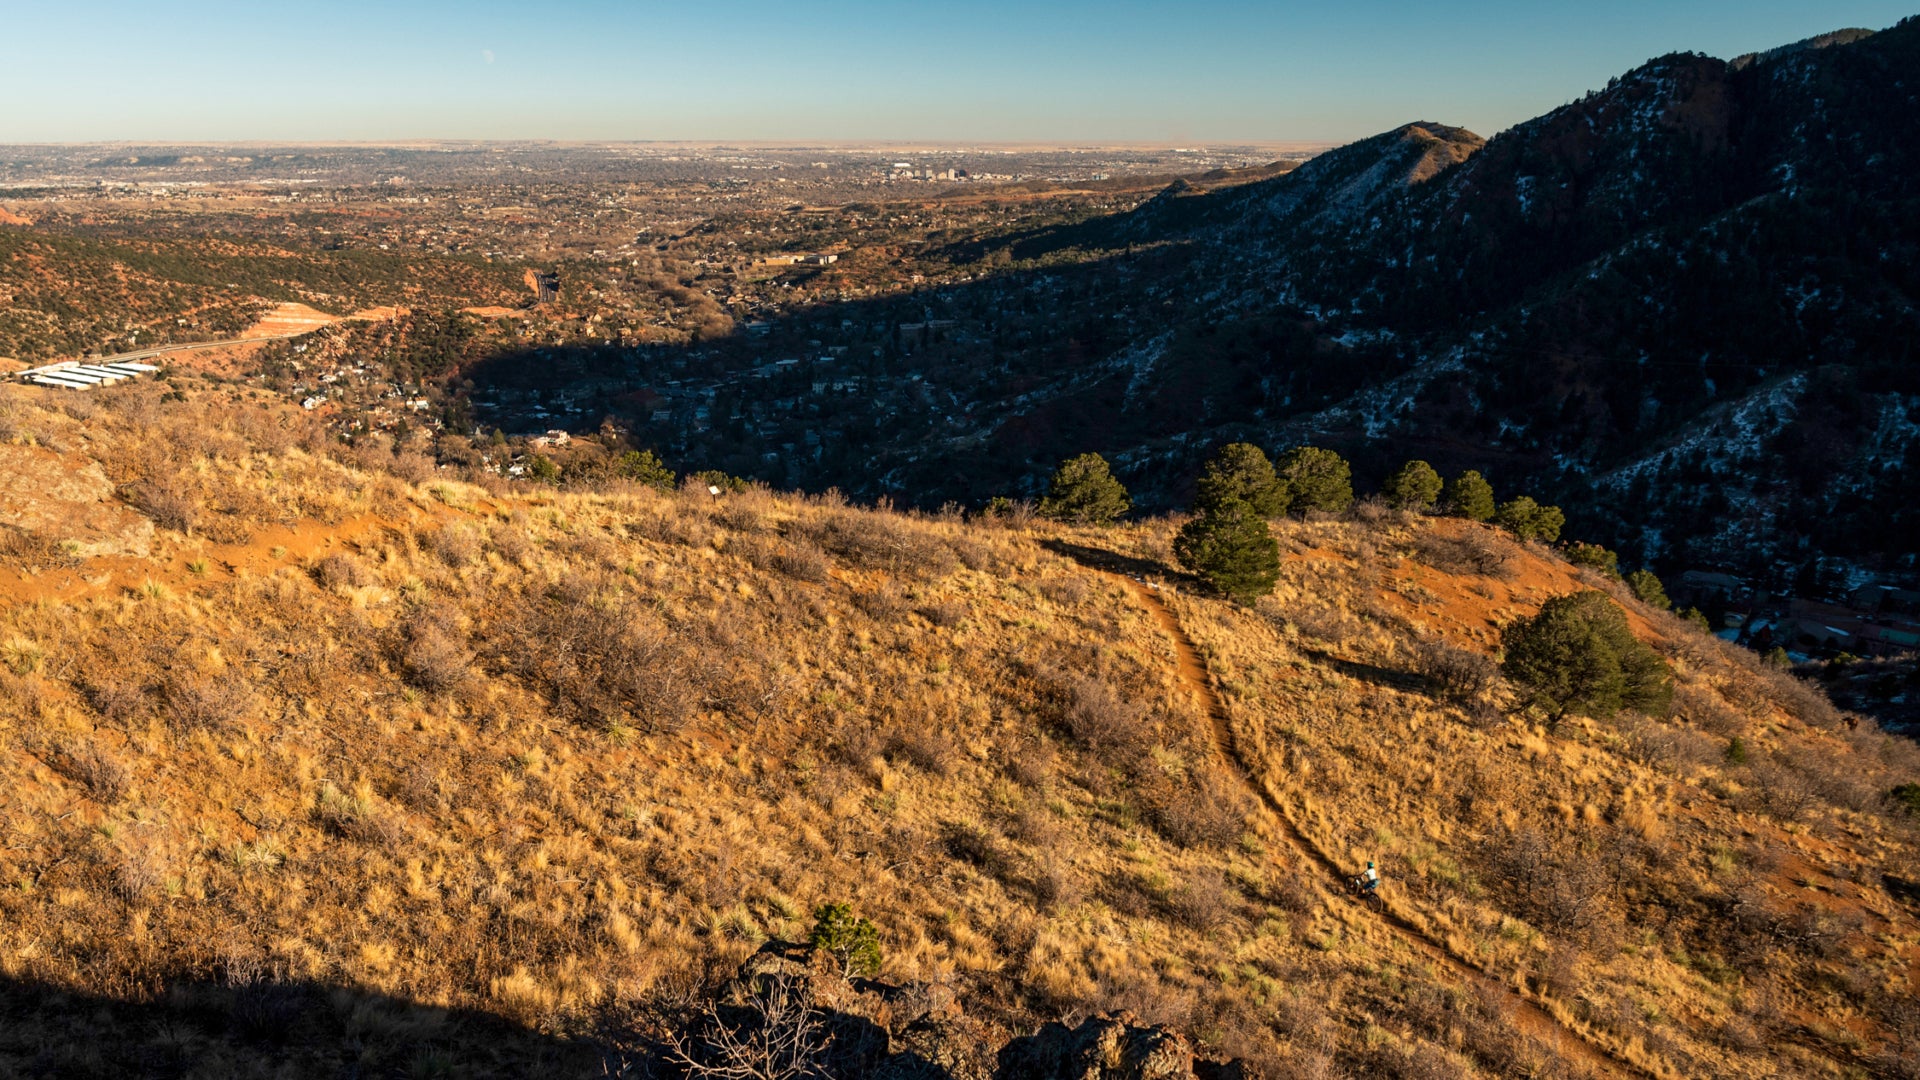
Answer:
1596, 373, 1808, 489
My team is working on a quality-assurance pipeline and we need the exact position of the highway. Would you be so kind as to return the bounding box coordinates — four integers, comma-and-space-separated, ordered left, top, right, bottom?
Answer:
74, 331, 309, 366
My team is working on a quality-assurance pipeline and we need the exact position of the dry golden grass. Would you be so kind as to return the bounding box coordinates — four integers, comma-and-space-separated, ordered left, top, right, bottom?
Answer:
0, 379, 1916, 1078
1113, 512, 1920, 1079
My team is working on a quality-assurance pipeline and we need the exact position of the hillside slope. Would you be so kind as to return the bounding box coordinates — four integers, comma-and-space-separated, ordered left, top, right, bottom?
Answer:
2, 380, 1918, 1077
1097, 18, 1920, 579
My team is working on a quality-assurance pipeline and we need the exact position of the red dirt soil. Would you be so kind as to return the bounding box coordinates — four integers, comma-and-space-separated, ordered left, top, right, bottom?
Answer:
0, 507, 467, 611
1360, 520, 1667, 653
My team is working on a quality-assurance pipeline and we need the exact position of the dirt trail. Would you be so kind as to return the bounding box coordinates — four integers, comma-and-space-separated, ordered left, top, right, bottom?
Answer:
1107, 572, 1649, 1080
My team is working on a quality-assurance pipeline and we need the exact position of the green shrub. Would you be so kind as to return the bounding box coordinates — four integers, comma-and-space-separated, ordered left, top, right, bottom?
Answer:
1443, 469, 1496, 521
1625, 569, 1672, 611
1275, 446, 1353, 515
1889, 784, 1920, 817
616, 449, 675, 490
808, 902, 882, 978
1383, 460, 1443, 512
1173, 497, 1281, 604
1566, 543, 1620, 578
1494, 496, 1564, 542
1501, 591, 1673, 723
1195, 443, 1288, 518
692, 469, 750, 494
526, 454, 561, 484
1039, 453, 1130, 525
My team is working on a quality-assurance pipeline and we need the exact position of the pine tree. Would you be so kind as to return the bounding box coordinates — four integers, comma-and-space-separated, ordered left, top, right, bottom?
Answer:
1501, 591, 1674, 723
1275, 446, 1353, 515
1566, 542, 1621, 578
1195, 442, 1289, 518
808, 902, 882, 978
1494, 496, 1565, 541
615, 449, 675, 490
1383, 460, 1443, 512
1174, 497, 1281, 604
1625, 569, 1672, 610
1038, 453, 1131, 525
1443, 470, 1496, 521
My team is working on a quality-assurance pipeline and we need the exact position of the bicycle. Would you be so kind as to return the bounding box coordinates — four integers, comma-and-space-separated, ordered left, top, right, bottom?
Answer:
1346, 872, 1385, 912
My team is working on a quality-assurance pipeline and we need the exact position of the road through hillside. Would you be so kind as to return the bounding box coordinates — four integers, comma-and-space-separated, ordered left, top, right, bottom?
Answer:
1106, 571, 1651, 1080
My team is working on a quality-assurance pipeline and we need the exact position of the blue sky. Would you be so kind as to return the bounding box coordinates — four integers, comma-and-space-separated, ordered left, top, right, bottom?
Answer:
2, 2, 1912, 143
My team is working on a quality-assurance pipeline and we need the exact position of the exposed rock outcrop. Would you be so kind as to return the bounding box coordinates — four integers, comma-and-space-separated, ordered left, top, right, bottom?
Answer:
0, 444, 152, 557
655, 944, 1241, 1080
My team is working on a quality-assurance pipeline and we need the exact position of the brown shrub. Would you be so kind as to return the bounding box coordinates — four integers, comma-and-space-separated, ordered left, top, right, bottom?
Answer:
774, 542, 830, 583
495, 578, 700, 733
852, 582, 911, 622
162, 671, 254, 733
1618, 714, 1721, 774
1278, 601, 1367, 649
829, 718, 885, 769
401, 622, 474, 695
1063, 676, 1153, 754
489, 522, 533, 563
1412, 528, 1515, 579
78, 675, 149, 726
427, 525, 482, 568
807, 512, 956, 581
1480, 827, 1624, 948
919, 600, 968, 628
131, 481, 199, 534
1674, 683, 1748, 736
1415, 640, 1498, 703
0, 525, 69, 563
943, 822, 1016, 883
113, 843, 173, 901
889, 727, 958, 776
716, 502, 768, 534
1147, 767, 1251, 849
1006, 744, 1057, 791
1028, 852, 1080, 911
1170, 866, 1235, 931
951, 536, 994, 572
1008, 803, 1064, 848
1744, 758, 1820, 823
313, 551, 373, 589
47, 742, 131, 803
1039, 575, 1088, 607
314, 783, 404, 846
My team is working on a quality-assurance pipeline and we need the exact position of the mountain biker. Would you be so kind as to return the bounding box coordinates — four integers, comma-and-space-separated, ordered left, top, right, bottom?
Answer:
1362, 861, 1380, 893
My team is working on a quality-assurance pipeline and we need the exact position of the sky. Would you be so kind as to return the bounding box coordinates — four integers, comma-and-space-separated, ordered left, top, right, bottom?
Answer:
1, 1, 1913, 144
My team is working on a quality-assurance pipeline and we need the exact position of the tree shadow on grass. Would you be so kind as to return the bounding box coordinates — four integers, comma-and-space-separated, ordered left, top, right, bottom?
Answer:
0, 971, 602, 1079
1296, 647, 1428, 693
1037, 538, 1192, 588
1040, 537, 1433, 693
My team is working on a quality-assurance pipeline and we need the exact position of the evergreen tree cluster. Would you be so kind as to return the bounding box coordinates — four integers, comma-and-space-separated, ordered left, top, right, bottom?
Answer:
1031, 446, 1682, 620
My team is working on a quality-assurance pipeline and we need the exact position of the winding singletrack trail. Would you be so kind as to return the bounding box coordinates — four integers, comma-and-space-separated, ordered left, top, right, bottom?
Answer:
1107, 572, 1649, 1080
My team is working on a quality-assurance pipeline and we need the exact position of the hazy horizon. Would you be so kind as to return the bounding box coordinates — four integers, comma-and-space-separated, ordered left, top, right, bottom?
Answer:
2, 2, 1914, 145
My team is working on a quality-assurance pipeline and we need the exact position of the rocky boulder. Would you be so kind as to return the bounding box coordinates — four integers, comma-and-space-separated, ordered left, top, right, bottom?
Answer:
997, 1013, 1244, 1080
